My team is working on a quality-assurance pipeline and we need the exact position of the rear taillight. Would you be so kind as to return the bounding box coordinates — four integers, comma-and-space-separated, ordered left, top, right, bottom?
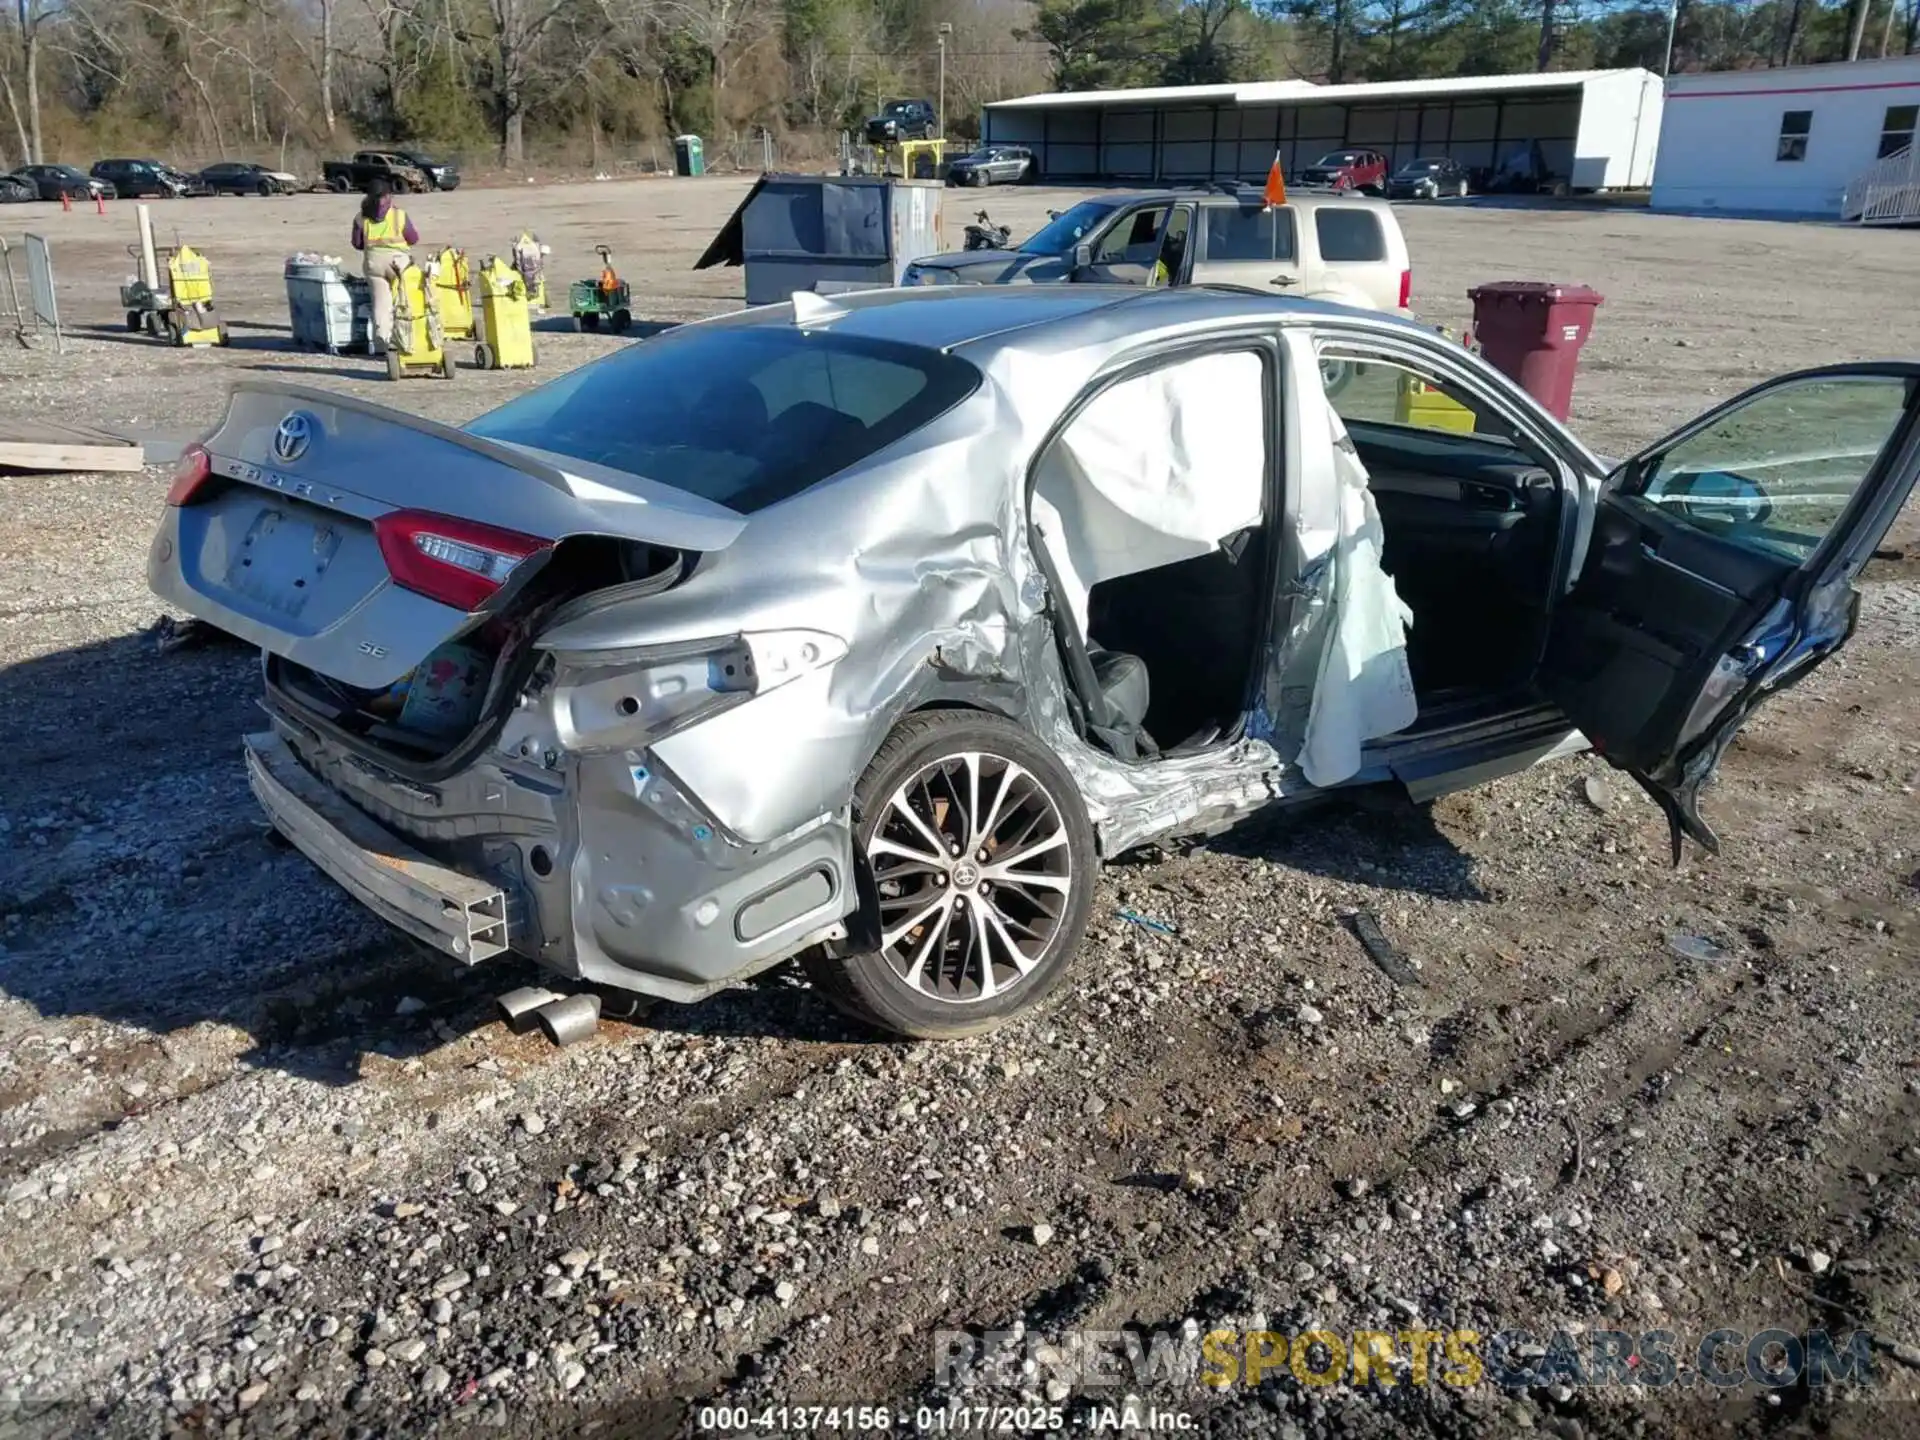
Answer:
373, 509, 551, 612
165, 445, 213, 506
1398, 268, 1412, 310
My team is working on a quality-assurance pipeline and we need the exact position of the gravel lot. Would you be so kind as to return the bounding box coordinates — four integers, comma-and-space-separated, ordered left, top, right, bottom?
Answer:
1, 178, 1917, 1438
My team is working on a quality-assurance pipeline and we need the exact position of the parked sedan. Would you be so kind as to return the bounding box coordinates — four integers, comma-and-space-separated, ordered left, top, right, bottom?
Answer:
947, 146, 1034, 187
1386, 156, 1471, 200
0, 172, 37, 202
147, 290, 1920, 1041
1296, 149, 1388, 193
16, 164, 113, 201
197, 161, 302, 196
91, 159, 210, 198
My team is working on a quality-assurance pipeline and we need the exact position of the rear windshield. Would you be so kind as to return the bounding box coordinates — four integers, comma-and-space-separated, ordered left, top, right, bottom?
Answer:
466, 325, 980, 514
1314, 207, 1387, 263
1203, 205, 1297, 262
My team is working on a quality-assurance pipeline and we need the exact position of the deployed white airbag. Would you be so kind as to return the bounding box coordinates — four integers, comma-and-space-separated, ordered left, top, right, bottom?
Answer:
1297, 402, 1417, 786
1031, 350, 1267, 636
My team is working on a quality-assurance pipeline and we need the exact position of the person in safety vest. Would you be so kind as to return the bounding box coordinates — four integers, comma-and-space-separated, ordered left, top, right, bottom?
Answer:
350, 178, 420, 355
1148, 216, 1189, 288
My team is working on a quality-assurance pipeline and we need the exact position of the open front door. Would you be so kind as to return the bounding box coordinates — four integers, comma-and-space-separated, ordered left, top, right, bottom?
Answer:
1541, 363, 1920, 863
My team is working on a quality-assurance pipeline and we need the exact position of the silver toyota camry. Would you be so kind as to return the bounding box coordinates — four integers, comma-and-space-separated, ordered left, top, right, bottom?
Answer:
148, 285, 1920, 1039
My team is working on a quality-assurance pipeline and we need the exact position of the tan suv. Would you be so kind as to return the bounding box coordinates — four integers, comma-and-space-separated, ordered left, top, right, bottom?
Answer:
902, 185, 1412, 314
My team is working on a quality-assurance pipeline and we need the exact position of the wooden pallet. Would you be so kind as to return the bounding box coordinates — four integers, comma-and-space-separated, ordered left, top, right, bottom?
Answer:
0, 421, 145, 473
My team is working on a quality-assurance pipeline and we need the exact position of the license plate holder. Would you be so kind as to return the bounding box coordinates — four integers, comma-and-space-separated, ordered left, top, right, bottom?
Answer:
226, 506, 343, 618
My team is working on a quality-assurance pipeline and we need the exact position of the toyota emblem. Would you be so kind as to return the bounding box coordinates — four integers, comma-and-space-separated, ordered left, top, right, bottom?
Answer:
272, 412, 314, 463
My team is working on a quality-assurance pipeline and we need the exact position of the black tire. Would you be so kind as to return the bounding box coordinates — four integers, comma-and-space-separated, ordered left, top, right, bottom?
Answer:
801, 710, 1095, 1040
125, 310, 142, 333
257, 179, 274, 196
474, 342, 494, 370
610, 309, 632, 334
438, 349, 456, 379
577, 312, 598, 333
328, 175, 350, 194
165, 317, 185, 347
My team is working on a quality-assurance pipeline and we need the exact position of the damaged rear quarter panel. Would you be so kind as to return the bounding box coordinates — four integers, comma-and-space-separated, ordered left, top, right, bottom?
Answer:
533, 383, 1048, 848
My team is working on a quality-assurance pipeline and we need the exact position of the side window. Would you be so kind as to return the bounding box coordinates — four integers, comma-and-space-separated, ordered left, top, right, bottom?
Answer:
1314, 208, 1386, 263
1317, 351, 1526, 448
1777, 110, 1812, 162
1880, 104, 1917, 159
1634, 374, 1912, 562
1202, 206, 1297, 262
1096, 206, 1166, 263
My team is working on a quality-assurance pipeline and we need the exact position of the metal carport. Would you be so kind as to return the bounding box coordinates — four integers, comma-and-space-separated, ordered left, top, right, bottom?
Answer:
982, 69, 1663, 192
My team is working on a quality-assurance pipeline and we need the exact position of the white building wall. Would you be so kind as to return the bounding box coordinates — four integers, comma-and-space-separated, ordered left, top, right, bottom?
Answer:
1572, 70, 1663, 188
1652, 56, 1920, 215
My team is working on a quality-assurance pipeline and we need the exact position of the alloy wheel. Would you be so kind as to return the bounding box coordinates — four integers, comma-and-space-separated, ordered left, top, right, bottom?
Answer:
868, 751, 1072, 1005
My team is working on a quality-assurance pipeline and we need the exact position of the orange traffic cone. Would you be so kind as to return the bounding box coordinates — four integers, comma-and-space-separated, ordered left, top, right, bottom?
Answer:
60, 190, 71, 213
94, 190, 106, 215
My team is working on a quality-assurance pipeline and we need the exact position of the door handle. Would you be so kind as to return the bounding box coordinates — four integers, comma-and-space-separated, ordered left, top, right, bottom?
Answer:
1271, 275, 1299, 287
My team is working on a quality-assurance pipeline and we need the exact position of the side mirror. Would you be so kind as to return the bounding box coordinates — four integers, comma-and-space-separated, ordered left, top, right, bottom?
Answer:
1073, 243, 1092, 269
1661, 468, 1776, 527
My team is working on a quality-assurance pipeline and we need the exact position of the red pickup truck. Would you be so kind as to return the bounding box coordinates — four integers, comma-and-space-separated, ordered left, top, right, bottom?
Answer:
1297, 149, 1388, 194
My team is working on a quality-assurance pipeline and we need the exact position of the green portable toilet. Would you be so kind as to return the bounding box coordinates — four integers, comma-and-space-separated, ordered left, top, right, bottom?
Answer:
674, 135, 705, 177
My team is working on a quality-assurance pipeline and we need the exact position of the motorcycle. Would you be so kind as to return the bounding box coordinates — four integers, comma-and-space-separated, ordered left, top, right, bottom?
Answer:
962, 210, 1012, 251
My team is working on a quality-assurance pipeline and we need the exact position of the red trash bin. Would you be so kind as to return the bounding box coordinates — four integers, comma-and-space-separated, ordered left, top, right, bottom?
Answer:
1466, 281, 1603, 422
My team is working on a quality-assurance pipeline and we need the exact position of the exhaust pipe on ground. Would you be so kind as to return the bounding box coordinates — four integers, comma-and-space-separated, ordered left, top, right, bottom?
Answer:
532, 993, 601, 1047
495, 987, 603, 1047
495, 986, 563, 1034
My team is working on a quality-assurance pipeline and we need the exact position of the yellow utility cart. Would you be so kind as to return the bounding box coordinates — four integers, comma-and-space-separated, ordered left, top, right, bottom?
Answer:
1393, 326, 1478, 433
1394, 373, 1477, 433
120, 243, 228, 347
383, 256, 456, 380
471, 255, 536, 371
430, 247, 475, 341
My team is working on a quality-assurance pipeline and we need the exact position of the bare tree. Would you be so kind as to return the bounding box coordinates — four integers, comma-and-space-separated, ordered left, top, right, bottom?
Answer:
1845, 0, 1870, 58
13, 0, 47, 162
320, 0, 336, 133
490, 0, 576, 163
658, 0, 770, 139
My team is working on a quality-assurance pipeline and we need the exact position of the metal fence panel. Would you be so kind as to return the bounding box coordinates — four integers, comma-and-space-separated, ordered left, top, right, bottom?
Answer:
24, 233, 61, 352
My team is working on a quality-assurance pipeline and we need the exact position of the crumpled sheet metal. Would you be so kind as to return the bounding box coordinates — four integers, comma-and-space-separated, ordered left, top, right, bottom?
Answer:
533, 312, 1290, 860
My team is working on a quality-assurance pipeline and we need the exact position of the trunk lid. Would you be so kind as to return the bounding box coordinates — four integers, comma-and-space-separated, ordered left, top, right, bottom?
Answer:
148, 381, 742, 690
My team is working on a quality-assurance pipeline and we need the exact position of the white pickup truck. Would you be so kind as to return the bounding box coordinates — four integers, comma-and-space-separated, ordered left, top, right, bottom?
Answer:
903, 185, 1413, 315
